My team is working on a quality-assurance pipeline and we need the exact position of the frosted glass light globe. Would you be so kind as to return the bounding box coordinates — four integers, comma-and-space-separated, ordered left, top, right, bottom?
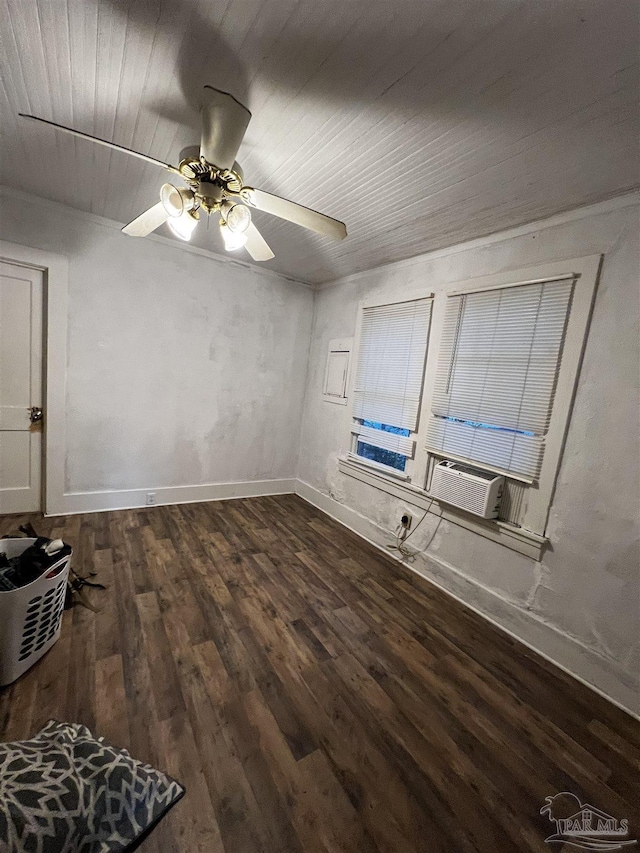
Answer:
220, 222, 248, 250
168, 210, 199, 241
225, 203, 251, 233
160, 183, 195, 218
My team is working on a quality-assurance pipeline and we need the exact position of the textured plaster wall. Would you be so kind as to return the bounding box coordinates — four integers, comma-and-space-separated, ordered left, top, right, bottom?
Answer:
0, 189, 313, 494
298, 201, 640, 709
1, 186, 637, 711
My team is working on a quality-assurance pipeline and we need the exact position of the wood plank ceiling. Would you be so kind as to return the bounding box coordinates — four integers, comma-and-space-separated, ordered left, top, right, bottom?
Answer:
0, 0, 637, 284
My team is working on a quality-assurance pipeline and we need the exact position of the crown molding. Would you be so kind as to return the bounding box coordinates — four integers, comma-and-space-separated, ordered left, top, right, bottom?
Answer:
0, 184, 312, 289
317, 189, 640, 290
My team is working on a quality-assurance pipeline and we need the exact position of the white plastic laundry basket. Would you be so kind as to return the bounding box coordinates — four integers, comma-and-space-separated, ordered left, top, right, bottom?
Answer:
0, 538, 71, 687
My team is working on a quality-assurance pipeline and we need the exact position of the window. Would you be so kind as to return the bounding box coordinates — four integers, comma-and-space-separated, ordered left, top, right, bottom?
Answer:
425, 275, 575, 482
350, 296, 432, 477
340, 256, 600, 552
356, 421, 411, 472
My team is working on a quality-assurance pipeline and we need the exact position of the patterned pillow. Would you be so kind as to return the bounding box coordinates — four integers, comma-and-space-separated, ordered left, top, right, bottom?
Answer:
0, 720, 185, 852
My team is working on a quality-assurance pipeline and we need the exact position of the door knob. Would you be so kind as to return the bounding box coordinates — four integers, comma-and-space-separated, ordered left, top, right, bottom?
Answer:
30, 406, 43, 423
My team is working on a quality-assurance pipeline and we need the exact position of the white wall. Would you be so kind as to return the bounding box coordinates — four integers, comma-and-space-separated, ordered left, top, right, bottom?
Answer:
0, 187, 314, 509
297, 197, 640, 715
2, 185, 637, 714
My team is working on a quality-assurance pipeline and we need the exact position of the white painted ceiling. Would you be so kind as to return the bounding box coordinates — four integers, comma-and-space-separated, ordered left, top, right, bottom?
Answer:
1, 0, 637, 284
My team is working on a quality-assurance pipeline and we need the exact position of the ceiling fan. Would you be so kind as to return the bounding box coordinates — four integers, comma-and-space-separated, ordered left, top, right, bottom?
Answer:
19, 86, 347, 262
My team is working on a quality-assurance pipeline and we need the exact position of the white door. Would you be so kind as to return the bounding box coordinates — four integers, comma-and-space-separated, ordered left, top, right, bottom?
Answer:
0, 261, 43, 514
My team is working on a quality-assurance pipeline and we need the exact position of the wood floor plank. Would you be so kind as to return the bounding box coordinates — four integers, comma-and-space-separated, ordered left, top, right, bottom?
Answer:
295, 748, 380, 853
136, 591, 186, 722
157, 710, 224, 853
297, 657, 440, 853
93, 548, 120, 661
237, 620, 318, 762
243, 687, 328, 853
65, 603, 96, 730
31, 627, 72, 733
0, 669, 39, 742
0, 494, 638, 852
95, 654, 131, 751
222, 690, 305, 853
177, 647, 270, 853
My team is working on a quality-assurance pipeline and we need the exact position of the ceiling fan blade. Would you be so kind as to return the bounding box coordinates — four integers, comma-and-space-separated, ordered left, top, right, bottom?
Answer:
246, 188, 347, 241
122, 203, 170, 237
19, 114, 179, 172
200, 86, 251, 170
244, 222, 275, 262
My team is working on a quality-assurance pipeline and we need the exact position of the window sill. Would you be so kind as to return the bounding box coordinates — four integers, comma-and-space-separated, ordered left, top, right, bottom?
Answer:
345, 453, 410, 481
337, 456, 547, 560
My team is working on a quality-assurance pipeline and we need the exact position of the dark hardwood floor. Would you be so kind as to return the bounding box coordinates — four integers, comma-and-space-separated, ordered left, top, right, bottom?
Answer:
1, 495, 638, 852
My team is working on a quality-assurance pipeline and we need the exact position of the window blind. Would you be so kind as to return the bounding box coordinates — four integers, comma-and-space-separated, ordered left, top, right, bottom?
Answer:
351, 424, 415, 457
426, 277, 574, 480
352, 298, 432, 436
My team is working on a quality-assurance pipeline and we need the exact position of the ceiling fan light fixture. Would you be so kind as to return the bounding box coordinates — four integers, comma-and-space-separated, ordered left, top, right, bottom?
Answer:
24, 88, 347, 262
222, 202, 251, 233
220, 222, 248, 250
160, 183, 195, 217
168, 208, 199, 241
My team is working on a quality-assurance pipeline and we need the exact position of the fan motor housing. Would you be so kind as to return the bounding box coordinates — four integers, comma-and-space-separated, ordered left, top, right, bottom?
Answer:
179, 145, 201, 162
198, 180, 223, 211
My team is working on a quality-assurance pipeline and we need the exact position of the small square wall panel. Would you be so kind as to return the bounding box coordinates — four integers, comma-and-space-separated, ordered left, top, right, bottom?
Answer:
323, 338, 352, 405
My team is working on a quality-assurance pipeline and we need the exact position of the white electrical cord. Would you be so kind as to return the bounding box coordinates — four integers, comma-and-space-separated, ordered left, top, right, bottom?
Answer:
387, 499, 436, 561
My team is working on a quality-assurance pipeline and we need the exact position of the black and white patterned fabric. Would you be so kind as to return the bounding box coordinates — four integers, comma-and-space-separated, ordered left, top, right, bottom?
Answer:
0, 720, 184, 852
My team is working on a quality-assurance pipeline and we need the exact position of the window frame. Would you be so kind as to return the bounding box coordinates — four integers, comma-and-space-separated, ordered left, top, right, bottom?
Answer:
340, 255, 601, 551
343, 289, 434, 483
421, 254, 601, 536
425, 273, 577, 485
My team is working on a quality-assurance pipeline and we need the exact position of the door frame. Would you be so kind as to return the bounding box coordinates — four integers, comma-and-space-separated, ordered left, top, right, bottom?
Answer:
0, 240, 68, 516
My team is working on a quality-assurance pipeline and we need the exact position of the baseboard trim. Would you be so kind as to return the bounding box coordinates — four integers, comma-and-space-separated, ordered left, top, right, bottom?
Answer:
51, 479, 296, 516
294, 479, 639, 721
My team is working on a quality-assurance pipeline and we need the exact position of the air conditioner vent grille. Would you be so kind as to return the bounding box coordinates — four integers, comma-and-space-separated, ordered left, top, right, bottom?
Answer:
430, 461, 504, 519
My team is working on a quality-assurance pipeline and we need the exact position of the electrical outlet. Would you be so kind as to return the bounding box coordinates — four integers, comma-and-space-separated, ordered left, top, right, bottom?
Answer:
146, 492, 157, 506
400, 511, 412, 530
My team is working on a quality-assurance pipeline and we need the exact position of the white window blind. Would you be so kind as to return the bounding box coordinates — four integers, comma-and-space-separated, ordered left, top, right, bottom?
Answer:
426, 277, 575, 480
352, 424, 415, 457
352, 298, 432, 445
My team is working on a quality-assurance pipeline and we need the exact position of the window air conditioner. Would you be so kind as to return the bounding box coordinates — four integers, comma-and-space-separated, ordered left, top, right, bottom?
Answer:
430, 460, 504, 519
